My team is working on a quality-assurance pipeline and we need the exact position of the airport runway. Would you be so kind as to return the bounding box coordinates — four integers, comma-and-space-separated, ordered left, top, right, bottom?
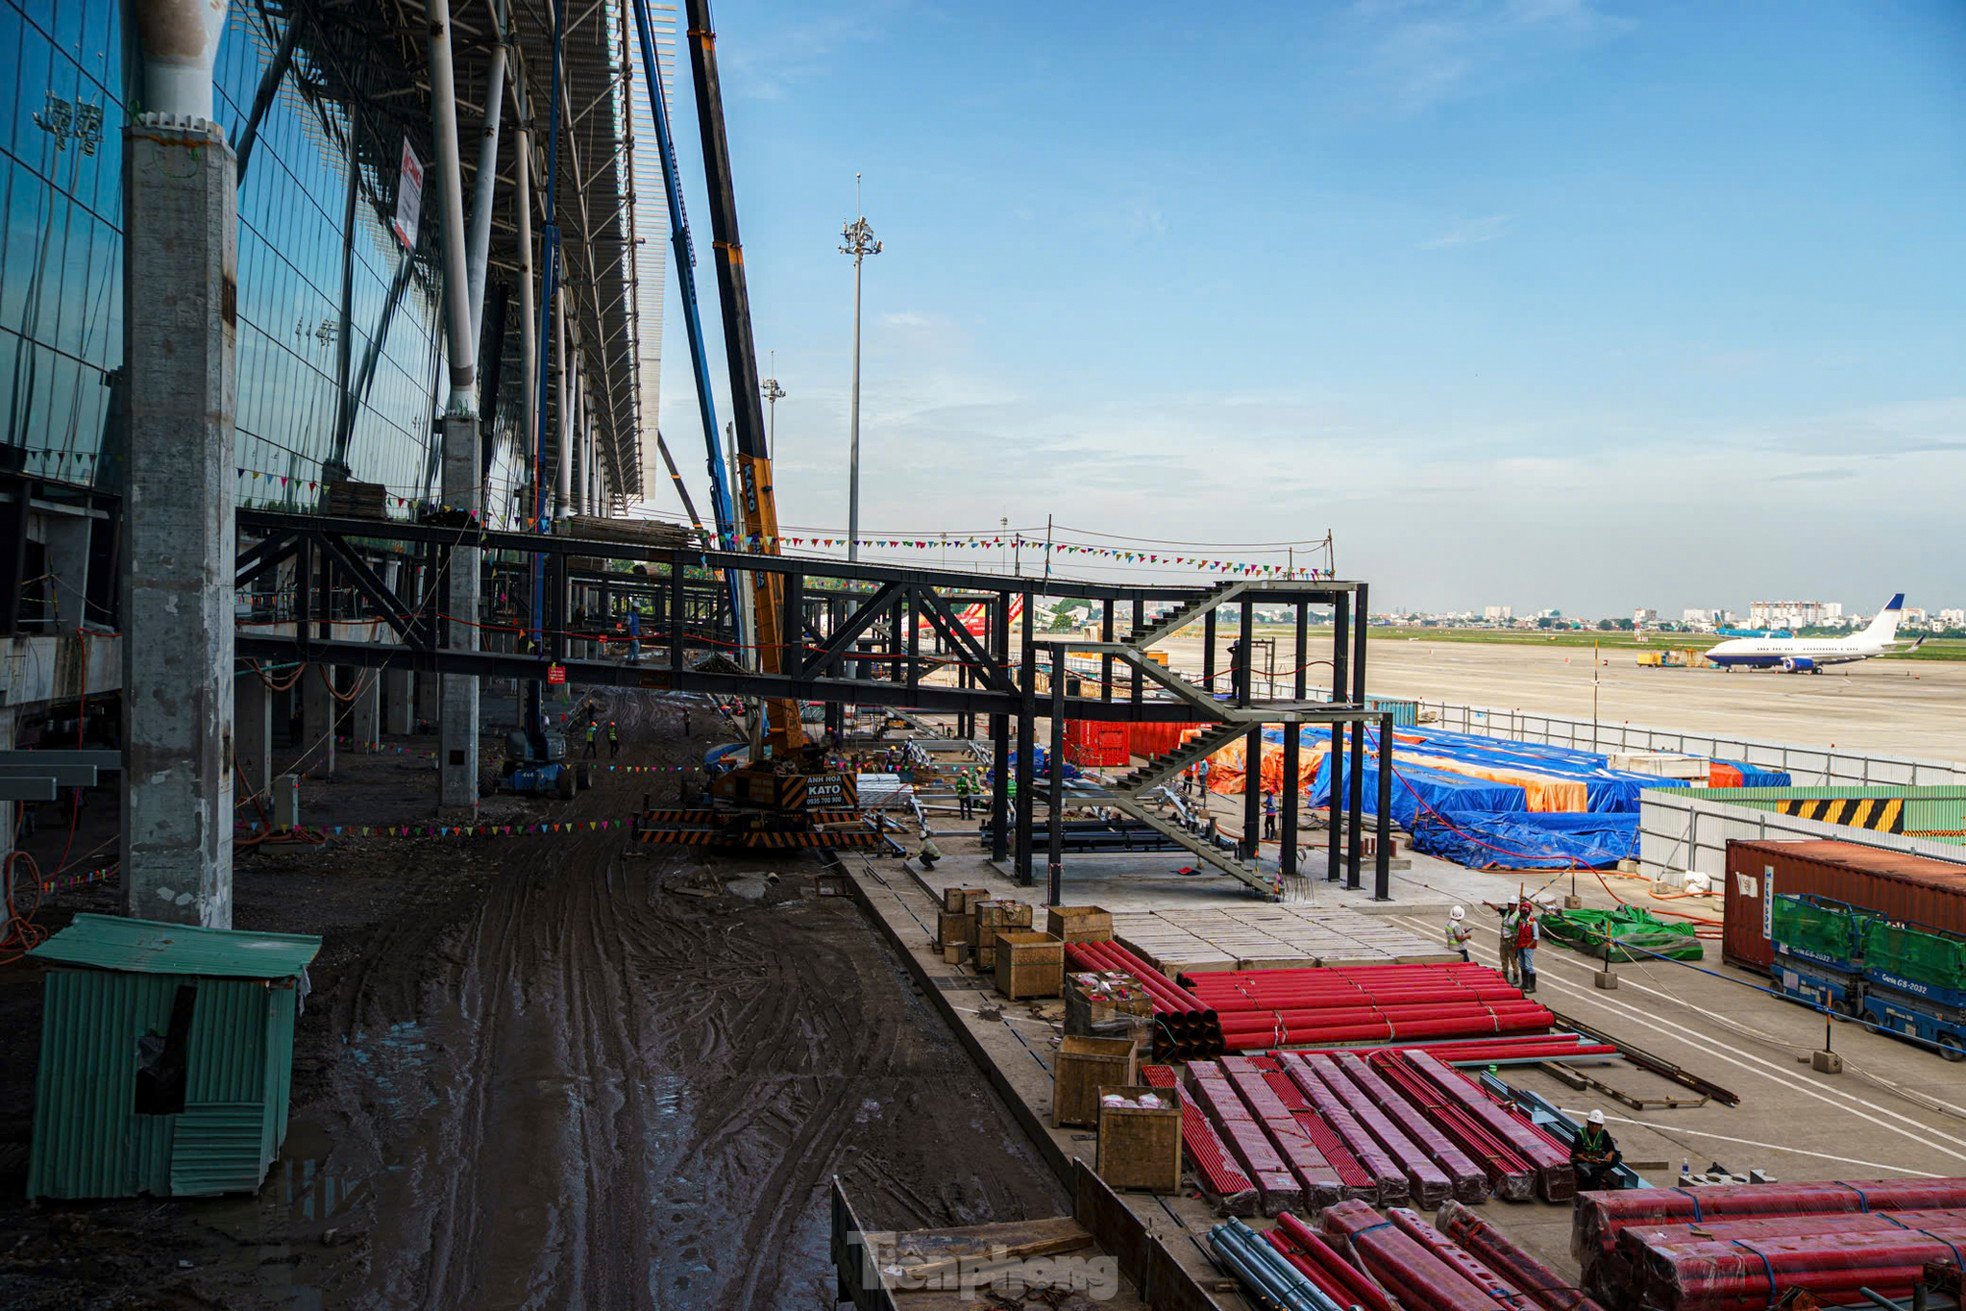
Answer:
1152, 631, 1966, 764
1362, 637, 1966, 764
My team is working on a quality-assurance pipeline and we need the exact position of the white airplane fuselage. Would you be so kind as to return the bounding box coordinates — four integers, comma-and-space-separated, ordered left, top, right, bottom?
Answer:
1707, 594, 1908, 673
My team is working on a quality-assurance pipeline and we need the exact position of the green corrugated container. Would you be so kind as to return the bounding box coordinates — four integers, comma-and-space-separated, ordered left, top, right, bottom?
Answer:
26, 915, 321, 1200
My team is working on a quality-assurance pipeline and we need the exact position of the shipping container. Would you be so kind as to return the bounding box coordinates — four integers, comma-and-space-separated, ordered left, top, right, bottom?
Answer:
1064, 720, 1129, 767
1723, 839, 1966, 973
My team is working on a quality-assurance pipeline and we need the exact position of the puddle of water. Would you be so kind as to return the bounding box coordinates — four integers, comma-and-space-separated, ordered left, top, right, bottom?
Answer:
347, 1019, 437, 1117
276, 1121, 369, 1224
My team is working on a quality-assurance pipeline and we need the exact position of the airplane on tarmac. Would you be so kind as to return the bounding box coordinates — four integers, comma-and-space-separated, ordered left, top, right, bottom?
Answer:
1706, 594, 1921, 672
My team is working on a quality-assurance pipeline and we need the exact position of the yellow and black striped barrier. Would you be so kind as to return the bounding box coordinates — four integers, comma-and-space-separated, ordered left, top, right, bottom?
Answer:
1773, 796, 1905, 833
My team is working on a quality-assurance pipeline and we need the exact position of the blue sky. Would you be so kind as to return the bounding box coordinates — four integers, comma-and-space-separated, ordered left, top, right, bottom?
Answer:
652, 0, 1965, 615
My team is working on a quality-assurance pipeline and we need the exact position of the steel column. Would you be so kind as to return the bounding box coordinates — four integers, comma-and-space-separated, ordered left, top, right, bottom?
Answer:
1347, 583, 1368, 890
1014, 641, 1037, 886
1330, 593, 1349, 883
1047, 646, 1067, 907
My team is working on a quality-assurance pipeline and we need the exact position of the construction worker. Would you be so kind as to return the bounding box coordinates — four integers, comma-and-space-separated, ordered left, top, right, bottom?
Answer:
1487, 899, 1520, 985
1197, 757, 1211, 794
681, 705, 692, 738
583, 721, 598, 758
607, 720, 621, 760
1262, 789, 1279, 840
915, 831, 943, 870
626, 609, 642, 663
1447, 905, 1474, 962
1515, 898, 1541, 994
1571, 1109, 1623, 1189
954, 768, 977, 820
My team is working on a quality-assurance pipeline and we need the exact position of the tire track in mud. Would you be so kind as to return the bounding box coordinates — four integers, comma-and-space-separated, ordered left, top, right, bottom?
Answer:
329, 689, 1062, 1310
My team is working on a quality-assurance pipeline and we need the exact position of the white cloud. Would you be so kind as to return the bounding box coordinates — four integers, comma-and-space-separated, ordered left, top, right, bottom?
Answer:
1421, 213, 1513, 248
1345, 0, 1633, 115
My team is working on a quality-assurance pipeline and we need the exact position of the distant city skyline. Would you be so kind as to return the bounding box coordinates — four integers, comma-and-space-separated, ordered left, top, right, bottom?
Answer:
653, 2, 1963, 612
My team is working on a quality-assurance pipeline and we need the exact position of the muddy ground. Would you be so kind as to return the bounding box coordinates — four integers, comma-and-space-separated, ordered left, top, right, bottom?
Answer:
0, 687, 1063, 1309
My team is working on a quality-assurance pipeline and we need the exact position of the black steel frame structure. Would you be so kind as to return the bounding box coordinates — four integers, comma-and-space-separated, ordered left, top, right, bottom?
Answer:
233, 507, 1396, 900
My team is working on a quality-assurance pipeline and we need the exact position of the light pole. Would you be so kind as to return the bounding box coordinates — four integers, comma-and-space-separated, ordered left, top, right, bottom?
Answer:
761, 349, 785, 453
840, 174, 880, 561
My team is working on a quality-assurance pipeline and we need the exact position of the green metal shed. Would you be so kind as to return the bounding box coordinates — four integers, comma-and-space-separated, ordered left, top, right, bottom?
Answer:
26, 914, 322, 1200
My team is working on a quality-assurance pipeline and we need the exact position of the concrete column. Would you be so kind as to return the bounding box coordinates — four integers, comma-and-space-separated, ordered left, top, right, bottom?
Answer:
349, 673, 381, 751
236, 672, 273, 800
438, 415, 481, 807
120, 107, 237, 928
0, 706, 15, 940
384, 668, 414, 735
302, 665, 337, 777
416, 671, 439, 727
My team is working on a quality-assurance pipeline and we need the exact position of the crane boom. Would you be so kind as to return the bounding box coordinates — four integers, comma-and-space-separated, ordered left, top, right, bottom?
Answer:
683, 0, 804, 757
628, 0, 743, 623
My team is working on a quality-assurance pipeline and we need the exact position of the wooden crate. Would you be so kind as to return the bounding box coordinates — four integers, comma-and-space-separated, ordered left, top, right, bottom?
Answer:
1052, 1035, 1139, 1128
993, 930, 1064, 1000
1064, 972, 1155, 1044
1046, 905, 1114, 943
1095, 1084, 1183, 1193
972, 900, 1032, 970
942, 886, 991, 915
937, 911, 973, 949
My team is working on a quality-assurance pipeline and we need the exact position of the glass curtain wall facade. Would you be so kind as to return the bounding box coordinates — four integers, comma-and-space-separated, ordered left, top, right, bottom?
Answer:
0, 0, 532, 525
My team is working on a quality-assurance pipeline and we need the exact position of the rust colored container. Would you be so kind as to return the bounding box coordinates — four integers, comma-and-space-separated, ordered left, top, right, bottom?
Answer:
1724, 839, 1966, 973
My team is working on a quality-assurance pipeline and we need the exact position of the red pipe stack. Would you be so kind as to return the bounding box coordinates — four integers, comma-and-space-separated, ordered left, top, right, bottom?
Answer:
1322, 1199, 1512, 1311
1576, 1178, 1966, 1308
1179, 963, 1555, 1050
1064, 940, 1223, 1057
1370, 1050, 1574, 1202
1269, 1212, 1403, 1311
1440, 1201, 1607, 1311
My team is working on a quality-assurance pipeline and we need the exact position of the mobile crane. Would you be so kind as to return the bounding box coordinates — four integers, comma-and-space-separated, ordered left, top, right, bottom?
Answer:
627, 0, 881, 853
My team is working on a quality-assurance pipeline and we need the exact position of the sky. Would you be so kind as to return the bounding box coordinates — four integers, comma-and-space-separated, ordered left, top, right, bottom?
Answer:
649, 0, 1966, 617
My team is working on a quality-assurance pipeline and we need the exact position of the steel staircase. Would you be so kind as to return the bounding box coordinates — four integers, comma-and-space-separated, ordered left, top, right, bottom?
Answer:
1129, 580, 1251, 651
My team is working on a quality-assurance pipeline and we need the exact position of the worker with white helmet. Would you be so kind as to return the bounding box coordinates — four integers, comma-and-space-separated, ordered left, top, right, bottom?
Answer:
1446, 905, 1474, 962
1571, 1108, 1624, 1190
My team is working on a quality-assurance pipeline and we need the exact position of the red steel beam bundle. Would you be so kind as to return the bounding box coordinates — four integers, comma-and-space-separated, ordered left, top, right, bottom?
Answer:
1142, 1063, 1257, 1216
1064, 940, 1224, 1057
1185, 1061, 1304, 1215
1368, 1051, 1536, 1201
1251, 1059, 1376, 1200
1395, 1051, 1575, 1202
1333, 1052, 1491, 1204
1304, 1035, 1619, 1065
1279, 1052, 1411, 1205
1272, 1212, 1403, 1311
1439, 1200, 1608, 1311
1294, 1051, 1453, 1208
1571, 1177, 1966, 1271
1627, 1220, 1966, 1311
1321, 1198, 1508, 1311
1221, 1056, 1346, 1208
1386, 1207, 1534, 1311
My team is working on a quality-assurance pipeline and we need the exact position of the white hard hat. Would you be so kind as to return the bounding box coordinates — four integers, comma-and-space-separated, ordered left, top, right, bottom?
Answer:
1450, 906, 1466, 921
1587, 1109, 1605, 1126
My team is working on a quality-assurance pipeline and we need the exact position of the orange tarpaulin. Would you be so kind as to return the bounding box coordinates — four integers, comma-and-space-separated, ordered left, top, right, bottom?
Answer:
1399, 752, 1587, 812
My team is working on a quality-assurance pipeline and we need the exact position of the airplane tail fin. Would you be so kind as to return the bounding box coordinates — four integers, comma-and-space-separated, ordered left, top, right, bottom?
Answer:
1861, 593, 1905, 644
